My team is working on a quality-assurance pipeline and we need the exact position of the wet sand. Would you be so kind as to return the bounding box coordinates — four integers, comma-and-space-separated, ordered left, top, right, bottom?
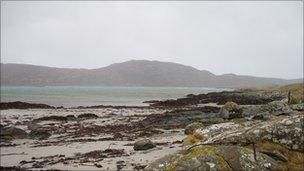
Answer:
0, 107, 184, 170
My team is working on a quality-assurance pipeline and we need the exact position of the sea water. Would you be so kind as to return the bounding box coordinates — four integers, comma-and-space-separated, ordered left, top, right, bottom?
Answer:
0, 86, 231, 107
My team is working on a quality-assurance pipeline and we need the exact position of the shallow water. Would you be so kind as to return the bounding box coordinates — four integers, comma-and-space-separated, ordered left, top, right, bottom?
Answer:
1, 86, 231, 107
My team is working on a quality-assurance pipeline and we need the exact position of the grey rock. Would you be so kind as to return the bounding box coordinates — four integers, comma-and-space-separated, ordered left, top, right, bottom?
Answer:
134, 138, 156, 151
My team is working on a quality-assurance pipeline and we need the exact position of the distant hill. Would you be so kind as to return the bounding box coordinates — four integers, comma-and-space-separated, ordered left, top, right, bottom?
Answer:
1, 60, 302, 87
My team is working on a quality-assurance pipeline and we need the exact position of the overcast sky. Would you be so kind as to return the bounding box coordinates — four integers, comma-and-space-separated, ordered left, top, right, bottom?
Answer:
1, 1, 303, 79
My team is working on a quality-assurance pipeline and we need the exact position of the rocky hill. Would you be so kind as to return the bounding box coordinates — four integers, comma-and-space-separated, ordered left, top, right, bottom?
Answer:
1, 60, 301, 87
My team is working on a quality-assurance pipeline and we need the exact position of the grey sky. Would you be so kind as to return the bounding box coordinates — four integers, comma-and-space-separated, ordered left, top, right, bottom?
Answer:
1, 1, 303, 79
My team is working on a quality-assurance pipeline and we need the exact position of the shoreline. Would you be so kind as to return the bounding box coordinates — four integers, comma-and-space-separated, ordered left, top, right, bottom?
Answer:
1, 86, 303, 170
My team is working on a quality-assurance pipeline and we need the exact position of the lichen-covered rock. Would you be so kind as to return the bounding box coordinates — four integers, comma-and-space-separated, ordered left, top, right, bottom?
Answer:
145, 145, 278, 171
195, 113, 304, 152
223, 101, 239, 111
219, 102, 243, 119
133, 138, 156, 151
184, 122, 204, 135
0, 126, 28, 139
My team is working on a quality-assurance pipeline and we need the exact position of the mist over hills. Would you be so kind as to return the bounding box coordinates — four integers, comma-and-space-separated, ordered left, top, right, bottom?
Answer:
1, 60, 302, 87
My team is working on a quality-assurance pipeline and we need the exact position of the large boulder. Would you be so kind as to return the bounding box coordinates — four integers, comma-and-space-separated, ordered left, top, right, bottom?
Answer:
133, 138, 156, 151
0, 126, 28, 139
184, 122, 204, 135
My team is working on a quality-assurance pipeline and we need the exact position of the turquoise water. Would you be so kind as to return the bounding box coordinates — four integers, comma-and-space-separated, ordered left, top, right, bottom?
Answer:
0, 86, 231, 107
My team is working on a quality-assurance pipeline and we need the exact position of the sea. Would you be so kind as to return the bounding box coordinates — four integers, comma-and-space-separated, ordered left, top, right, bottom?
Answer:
0, 86, 232, 107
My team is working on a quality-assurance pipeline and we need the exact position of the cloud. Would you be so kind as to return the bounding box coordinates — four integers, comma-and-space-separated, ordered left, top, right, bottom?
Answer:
1, 1, 303, 79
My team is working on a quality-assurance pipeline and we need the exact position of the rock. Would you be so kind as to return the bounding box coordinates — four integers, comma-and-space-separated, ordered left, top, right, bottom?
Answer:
0, 126, 28, 139
242, 101, 296, 118
78, 113, 98, 119
290, 103, 304, 111
150, 90, 285, 107
259, 150, 288, 162
219, 102, 243, 119
133, 138, 156, 151
94, 163, 103, 168
139, 106, 220, 129
195, 113, 304, 152
265, 101, 293, 115
0, 101, 55, 110
28, 129, 51, 140
223, 101, 239, 111
66, 115, 77, 121
184, 122, 204, 135
146, 145, 278, 171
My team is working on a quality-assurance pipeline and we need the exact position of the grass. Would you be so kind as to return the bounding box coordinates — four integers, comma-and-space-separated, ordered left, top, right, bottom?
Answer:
279, 83, 303, 104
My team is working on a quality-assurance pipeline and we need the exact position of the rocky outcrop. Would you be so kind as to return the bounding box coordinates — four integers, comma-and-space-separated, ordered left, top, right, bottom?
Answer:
0, 101, 55, 110
194, 114, 303, 152
150, 91, 285, 107
146, 112, 304, 171
139, 106, 221, 129
146, 145, 278, 171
